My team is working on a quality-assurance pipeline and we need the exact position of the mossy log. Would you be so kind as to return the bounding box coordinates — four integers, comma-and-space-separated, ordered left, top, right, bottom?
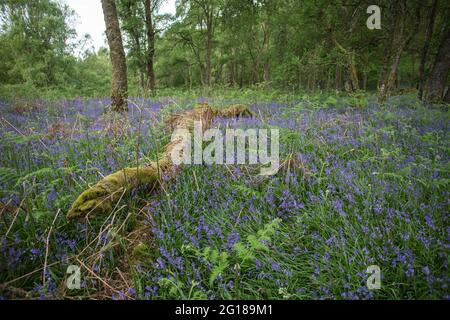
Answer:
66, 104, 253, 220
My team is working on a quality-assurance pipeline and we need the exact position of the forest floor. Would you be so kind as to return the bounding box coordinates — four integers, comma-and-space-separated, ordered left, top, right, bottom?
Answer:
0, 92, 448, 300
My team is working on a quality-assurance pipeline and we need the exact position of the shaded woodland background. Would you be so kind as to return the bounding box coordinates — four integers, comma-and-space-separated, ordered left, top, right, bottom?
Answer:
0, 0, 449, 105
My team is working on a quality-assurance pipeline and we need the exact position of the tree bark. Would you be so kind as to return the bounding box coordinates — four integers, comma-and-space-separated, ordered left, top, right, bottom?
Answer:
330, 31, 359, 92
335, 65, 342, 91
252, 59, 260, 85
378, 41, 406, 102
230, 52, 237, 86
424, 28, 450, 102
378, 5, 420, 103
378, 42, 393, 93
144, 0, 156, 92
418, 0, 438, 100
262, 22, 271, 82
101, 0, 128, 112
205, 12, 213, 87
239, 64, 244, 88
132, 32, 145, 90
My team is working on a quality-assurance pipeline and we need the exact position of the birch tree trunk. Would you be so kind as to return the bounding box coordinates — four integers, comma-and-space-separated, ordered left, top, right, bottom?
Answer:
144, 0, 156, 92
101, 0, 128, 112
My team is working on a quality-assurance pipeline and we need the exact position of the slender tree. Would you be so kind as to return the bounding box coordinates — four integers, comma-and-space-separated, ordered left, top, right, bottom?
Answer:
378, 2, 420, 103
418, 0, 438, 100
101, 0, 128, 112
144, 0, 157, 92
424, 28, 450, 102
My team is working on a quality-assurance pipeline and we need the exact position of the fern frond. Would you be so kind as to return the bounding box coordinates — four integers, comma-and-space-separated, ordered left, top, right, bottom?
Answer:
0, 166, 19, 186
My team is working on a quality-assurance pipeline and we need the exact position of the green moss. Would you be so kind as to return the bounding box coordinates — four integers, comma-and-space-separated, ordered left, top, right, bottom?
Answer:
66, 166, 160, 220
132, 243, 152, 261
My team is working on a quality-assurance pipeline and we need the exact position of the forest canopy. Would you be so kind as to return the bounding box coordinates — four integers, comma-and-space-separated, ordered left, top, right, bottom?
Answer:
0, 0, 449, 102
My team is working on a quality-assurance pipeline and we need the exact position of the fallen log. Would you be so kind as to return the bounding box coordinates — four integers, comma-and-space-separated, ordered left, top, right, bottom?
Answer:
66, 103, 253, 220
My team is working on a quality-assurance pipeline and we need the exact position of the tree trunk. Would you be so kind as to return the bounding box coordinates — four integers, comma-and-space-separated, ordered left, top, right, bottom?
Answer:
424, 28, 450, 102
139, 71, 145, 90
348, 53, 360, 91
131, 33, 145, 90
378, 6, 419, 103
199, 64, 207, 87
205, 17, 213, 87
101, 0, 128, 112
262, 22, 271, 82
335, 65, 342, 90
418, 0, 438, 100
229, 53, 236, 87
144, 0, 156, 92
378, 44, 393, 93
252, 59, 260, 84
330, 31, 359, 92
379, 43, 406, 102
239, 64, 244, 89
263, 59, 270, 83
188, 64, 193, 90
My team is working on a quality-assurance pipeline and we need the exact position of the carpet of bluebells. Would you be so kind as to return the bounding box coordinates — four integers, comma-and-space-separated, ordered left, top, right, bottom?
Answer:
0, 93, 448, 300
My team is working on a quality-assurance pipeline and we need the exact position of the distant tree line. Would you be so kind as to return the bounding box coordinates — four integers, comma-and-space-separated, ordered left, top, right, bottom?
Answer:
1, 0, 449, 110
